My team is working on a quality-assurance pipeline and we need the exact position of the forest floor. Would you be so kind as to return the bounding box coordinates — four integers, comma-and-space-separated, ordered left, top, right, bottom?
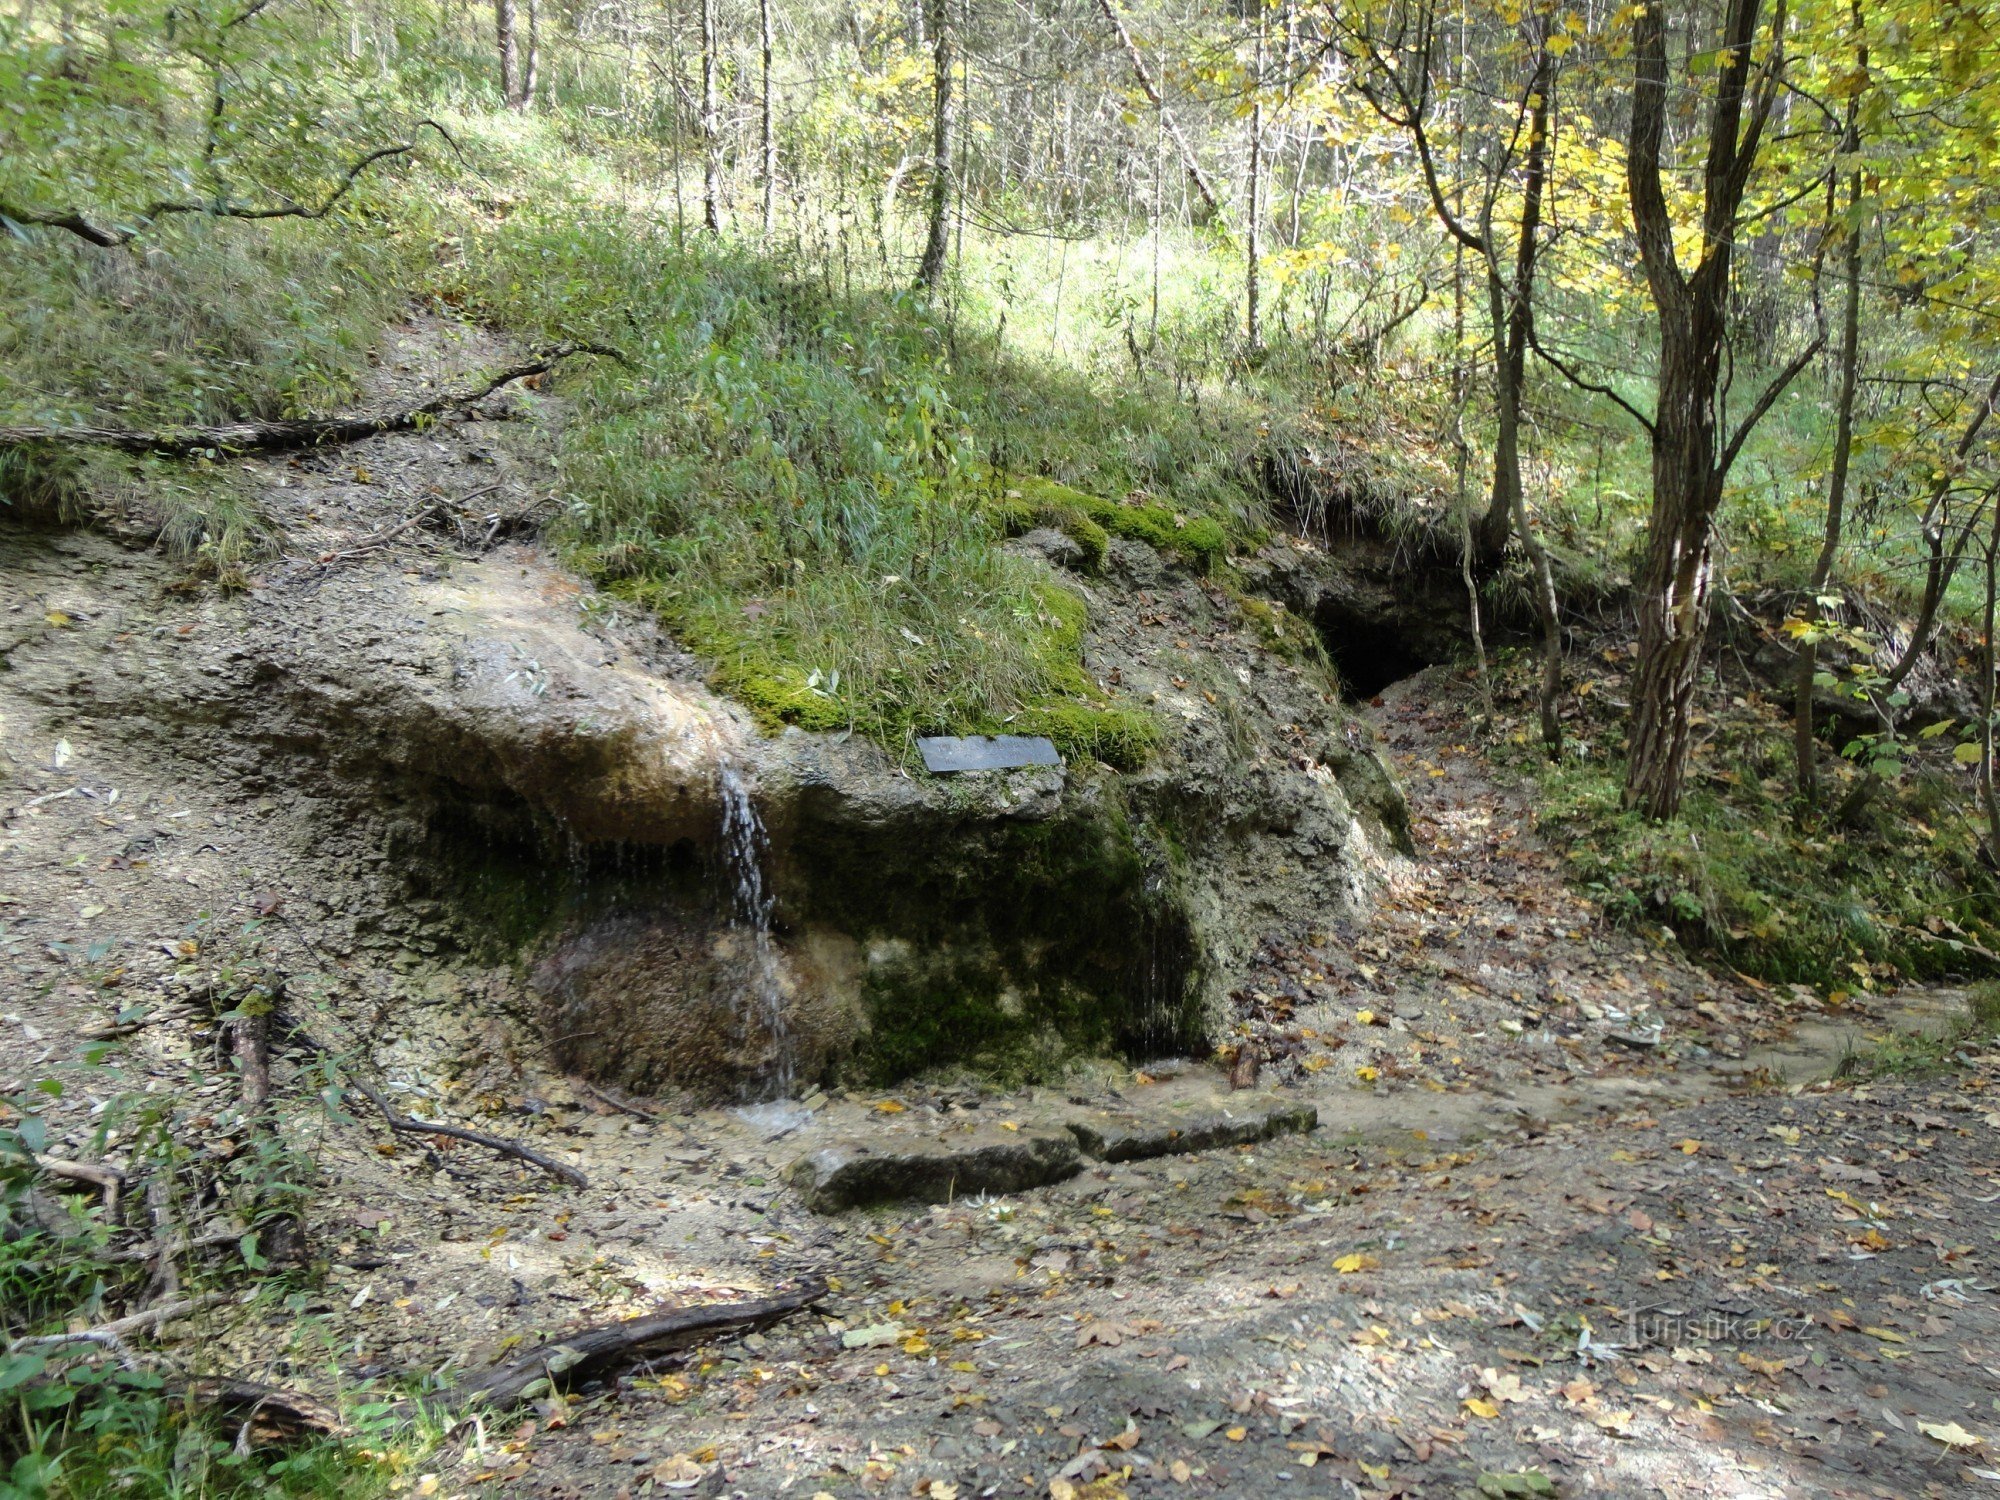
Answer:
4, 326, 1999, 1500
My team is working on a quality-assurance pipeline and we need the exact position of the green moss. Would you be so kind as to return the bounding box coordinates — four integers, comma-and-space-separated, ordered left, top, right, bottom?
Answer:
990, 472, 1229, 571
1000, 703, 1162, 771
1227, 589, 1328, 670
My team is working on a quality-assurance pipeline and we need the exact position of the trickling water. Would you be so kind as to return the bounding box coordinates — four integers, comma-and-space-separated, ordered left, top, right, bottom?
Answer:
717, 763, 794, 1100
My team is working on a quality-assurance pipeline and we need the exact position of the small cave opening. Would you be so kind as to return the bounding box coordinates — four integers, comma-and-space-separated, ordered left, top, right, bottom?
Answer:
1314, 600, 1442, 700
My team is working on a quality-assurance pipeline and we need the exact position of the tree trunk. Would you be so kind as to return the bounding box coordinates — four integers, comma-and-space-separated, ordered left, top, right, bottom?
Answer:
1794, 59, 1865, 813
700, 0, 721, 232
914, 0, 953, 291
759, 0, 776, 242
496, 0, 520, 107
517, 0, 539, 111
1625, 314, 1729, 820
1622, 0, 1790, 819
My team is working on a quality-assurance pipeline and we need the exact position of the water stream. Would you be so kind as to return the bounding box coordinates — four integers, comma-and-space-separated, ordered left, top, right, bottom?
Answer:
717, 762, 797, 1107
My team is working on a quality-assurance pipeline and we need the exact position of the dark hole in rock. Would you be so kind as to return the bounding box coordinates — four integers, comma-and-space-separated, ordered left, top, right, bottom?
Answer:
1314, 599, 1442, 700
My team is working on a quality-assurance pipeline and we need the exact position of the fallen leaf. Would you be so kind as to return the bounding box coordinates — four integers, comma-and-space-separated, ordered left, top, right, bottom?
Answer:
1333, 1252, 1380, 1274
1920, 1420, 1983, 1449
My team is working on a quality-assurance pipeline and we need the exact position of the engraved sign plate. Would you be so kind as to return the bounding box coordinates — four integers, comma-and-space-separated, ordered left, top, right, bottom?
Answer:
917, 735, 1063, 773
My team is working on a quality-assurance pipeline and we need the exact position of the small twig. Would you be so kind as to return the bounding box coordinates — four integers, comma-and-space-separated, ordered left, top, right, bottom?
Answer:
32, 1155, 124, 1212
575, 1078, 662, 1122
344, 1078, 587, 1189
321, 483, 502, 565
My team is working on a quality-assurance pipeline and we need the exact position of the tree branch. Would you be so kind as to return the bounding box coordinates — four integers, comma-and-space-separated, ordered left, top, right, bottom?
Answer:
0, 121, 463, 249
1719, 332, 1825, 478
343, 1076, 588, 1189
0, 343, 627, 458
1527, 325, 1657, 435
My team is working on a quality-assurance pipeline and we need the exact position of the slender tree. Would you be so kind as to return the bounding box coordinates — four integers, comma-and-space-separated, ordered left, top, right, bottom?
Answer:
1246, 2, 1266, 351
701, 0, 721, 232
759, 0, 777, 242
1793, 3, 1867, 813
1621, 0, 1822, 818
1344, 2, 1555, 567
915, 0, 955, 291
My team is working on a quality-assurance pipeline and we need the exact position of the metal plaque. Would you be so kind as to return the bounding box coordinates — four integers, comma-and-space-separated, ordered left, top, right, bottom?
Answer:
917, 735, 1063, 773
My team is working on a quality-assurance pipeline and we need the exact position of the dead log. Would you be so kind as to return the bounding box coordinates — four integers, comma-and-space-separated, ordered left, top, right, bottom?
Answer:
436, 1280, 828, 1414
32, 1155, 125, 1211
0, 342, 626, 459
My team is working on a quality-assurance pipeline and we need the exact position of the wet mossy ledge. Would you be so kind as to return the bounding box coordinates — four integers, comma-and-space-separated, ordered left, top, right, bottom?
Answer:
596, 569, 1159, 772
415, 761, 1210, 1097
780, 770, 1207, 1087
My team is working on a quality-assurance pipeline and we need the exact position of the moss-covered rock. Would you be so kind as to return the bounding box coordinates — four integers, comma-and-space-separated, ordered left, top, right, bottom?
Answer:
989, 472, 1229, 573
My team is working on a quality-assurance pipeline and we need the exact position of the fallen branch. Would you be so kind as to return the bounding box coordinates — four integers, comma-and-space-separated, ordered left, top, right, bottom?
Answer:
316, 483, 500, 565
0, 343, 628, 459
32, 1155, 124, 1212
343, 1077, 588, 1189
0, 121, 463, 249
437, 1280, 827, 1414
574, 1078, 662, 1122
7, 1293, 226, 1360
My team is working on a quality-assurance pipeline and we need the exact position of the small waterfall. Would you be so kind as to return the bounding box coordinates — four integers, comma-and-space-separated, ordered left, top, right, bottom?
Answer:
717, 763, 794, 1102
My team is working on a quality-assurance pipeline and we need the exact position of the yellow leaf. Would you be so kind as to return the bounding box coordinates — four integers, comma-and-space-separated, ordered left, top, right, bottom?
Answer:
1919, 1420, 1984, 1448
1225, 1426, 1247, 1441
1334, 1253, 1380, 1274
1356, 1066, 1379, 1083
1463, 1397, 1500, 1419
1677, 1139, 1703, 1155
1355, 1009, 1377, 1026
875, 1099, 907, 1113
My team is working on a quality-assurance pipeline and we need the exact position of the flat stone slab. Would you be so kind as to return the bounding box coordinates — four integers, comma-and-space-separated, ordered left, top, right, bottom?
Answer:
916, 735, 1062, 773
1065, 1096, 1318, 1163
789, 1132, 1082, 1212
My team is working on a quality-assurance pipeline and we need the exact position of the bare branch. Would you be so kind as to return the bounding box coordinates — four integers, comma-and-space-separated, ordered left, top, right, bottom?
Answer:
1720, 332, 1826, 478
0, 343, 627, 458
0, 121, 463, 249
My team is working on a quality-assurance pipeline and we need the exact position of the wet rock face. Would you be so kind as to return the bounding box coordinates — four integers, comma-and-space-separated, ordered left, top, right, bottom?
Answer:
530, 911, 866, 1095
4, 524, 1409, 1097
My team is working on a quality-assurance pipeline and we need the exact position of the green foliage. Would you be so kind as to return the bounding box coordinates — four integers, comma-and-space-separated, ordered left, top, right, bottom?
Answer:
0, 1089, 389, 1500
1530, 695, 2000, 990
